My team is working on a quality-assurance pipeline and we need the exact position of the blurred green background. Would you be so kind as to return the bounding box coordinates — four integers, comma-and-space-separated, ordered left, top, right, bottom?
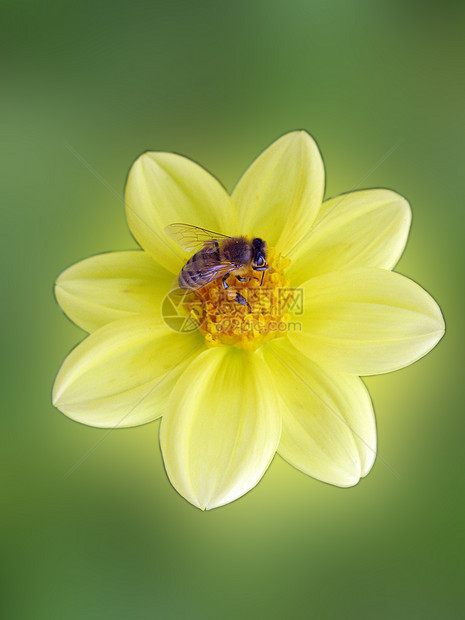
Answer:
2, 0, 463, 618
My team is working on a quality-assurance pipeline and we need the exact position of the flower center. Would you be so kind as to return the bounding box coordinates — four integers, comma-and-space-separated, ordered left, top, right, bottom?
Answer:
194, 247, 292, 351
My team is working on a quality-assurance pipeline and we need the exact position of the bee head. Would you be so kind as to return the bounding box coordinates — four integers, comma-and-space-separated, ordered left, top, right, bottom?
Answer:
251, 238, 267, 269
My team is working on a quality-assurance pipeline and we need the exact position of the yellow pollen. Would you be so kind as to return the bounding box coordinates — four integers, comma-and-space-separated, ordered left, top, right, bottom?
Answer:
192, 247, 293, 351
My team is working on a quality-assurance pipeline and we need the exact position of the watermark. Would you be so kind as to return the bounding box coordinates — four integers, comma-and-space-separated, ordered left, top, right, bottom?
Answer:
208, 287, 304, 316
161, 286, 304, 333
276, 287, 303, 314
215, 317, 302, 333
161, 288, 206, 333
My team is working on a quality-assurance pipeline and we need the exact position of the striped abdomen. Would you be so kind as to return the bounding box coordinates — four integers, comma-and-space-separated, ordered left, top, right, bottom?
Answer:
178, 244, 222, 290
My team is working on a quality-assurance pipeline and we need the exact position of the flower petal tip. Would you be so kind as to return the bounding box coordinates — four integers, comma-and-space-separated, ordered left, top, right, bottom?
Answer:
424, 302, 446, 351
324, 465, 363, 488
360, 452, 377, 479
340, 460, 363, 487
51, 378, 64, 409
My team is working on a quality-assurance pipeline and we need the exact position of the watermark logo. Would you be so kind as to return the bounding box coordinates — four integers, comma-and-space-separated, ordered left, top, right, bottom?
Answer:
161, 288, 206, 333
161, 286, 304, 334
209, 287, 304, 316
276, 287, 303, 314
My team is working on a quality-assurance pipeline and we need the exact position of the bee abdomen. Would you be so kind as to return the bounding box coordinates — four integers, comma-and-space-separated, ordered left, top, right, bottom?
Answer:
178, 269, 203, 289
178, 253, 205, 289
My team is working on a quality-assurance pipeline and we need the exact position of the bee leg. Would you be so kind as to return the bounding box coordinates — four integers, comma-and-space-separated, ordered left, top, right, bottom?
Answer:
253, 266, 269, 286
224, 273, 251, 312
252, 265, 270, 286
235, 275, 251, 283
234, 292, 252, 313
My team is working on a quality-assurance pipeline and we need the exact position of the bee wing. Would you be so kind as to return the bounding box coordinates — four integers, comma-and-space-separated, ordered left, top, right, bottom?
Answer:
183, 252, 237, 289
165, 223, 231, 253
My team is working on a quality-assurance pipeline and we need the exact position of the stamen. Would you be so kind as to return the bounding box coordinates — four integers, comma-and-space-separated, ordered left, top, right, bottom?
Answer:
194, 248, 293, 351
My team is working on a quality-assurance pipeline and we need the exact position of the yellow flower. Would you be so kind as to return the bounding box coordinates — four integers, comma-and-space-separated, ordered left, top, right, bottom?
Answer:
53, 131, 444, 510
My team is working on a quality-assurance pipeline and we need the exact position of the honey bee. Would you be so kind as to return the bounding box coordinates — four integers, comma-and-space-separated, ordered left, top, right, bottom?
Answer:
165, 223, 269, 311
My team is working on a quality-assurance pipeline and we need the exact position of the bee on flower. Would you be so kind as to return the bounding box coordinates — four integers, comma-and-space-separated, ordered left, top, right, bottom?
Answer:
53, 131, 445, 510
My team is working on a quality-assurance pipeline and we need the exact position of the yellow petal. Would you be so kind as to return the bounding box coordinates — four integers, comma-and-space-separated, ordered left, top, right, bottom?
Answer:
287, 189, 411, 285
232, 131, 324, 255
125, 152, 238, 274
263, 339, 376, 485
53, 316, 204, 428
289, 268, 445, 375
55, 251, 173, 333
160, 347, 281, 510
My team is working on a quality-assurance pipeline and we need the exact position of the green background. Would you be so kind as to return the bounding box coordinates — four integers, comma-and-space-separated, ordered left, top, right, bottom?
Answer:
2, 1, 463, 618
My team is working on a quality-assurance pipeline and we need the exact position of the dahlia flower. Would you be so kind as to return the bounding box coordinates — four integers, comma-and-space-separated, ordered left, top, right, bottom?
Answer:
53, 131, 444, 509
